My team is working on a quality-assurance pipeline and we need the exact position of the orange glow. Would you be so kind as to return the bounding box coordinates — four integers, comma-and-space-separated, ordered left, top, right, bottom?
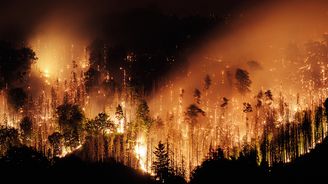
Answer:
134, 137, 147, 172
1, 1, 328, 179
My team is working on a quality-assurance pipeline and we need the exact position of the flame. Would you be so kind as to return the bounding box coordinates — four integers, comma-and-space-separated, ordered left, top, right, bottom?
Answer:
29, 21, 89, 80
59, 144, 83, 158
0, 1, 327, 178
117, 118, 125, 134
43, 69, 50, 78
134, 137, 147, 172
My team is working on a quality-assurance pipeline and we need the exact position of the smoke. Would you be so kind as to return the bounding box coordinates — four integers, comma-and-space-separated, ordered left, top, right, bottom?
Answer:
0, 0, 263, 97
216, 0, 328, 91
149, 0, 328, 123
2, 0, 328, 173
3, 0, 328, 117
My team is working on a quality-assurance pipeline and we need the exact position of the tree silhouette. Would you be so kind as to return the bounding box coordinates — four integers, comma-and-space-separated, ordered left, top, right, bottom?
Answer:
115, 105, 124, 120
7, 87, 27, 110
256, 90, 264, 108
264, 90, 273, 105
324, 98, 328, 120
85, 112, 114, 161
57, 103, 84, 130
48, 132, 64, 157
204, 74, 212, 90
208, 147, 225, 160
85, 113, 113, 135
220, 97, 229, 108
0, 126, 20, 156
136, 100, 152, 130
235, 68, 251, 94
314, 106, 324, 143
185, 104, 205, 171
56, 103, 84, 149
19, 116, 33, 145
84, 67, 102, 92
94, 112, 114, 133
153, 141, 170, 183
185, 104, 205, 123
243, 102, 253, 142
193, 89, 201, 104
84, 39, 106, 91
239, 144, 258, 166
0, 41, 36, 90
2, 146, 50, 170
190, 145, 265, 184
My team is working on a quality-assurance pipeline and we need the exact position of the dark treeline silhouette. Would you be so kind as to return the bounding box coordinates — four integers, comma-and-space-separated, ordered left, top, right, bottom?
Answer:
0, 146, 154, 184
152, 141, 187, 184
188, 97, 328, 184
270, 136, 328, 184
190, 147, 266, 184
189, 136, 328, 184
0, 41, 36, 90
0, 142, 187, 184
0, 41, 36, 111
2, 138, 328, 184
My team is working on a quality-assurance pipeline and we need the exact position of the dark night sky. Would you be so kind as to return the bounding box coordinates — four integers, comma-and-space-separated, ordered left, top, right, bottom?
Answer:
0, 0, 261, 16
0, 0, 266, 40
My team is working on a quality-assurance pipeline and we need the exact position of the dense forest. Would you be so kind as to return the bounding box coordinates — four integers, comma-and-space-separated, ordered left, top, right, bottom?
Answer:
1, 1, 328, 184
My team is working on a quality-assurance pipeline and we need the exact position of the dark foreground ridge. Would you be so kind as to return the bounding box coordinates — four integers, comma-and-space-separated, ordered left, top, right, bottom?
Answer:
1, 137, 328, 184
0, 146, 153, 183
190, 136, 328, 184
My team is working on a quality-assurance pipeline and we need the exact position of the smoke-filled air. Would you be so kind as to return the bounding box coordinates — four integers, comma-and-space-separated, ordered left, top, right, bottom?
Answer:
2, 0, 328, 183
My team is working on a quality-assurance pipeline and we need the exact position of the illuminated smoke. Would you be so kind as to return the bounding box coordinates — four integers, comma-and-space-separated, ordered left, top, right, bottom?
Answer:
2, 0, 328, 178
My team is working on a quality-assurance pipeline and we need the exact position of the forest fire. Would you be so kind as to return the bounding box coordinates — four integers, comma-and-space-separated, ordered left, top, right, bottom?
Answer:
2, 32, 328, 176
2, 0, 328, 183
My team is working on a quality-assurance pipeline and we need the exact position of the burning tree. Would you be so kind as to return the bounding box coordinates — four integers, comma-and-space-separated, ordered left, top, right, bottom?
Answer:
185, 104, 205, 170
84, 112, 115, 161
48, 132, 63, 157
115, 105, 124, 121
56, 103, 84, 149
136, 100, 152, 130
136, 100, 153, 170
243, 103, 253, 143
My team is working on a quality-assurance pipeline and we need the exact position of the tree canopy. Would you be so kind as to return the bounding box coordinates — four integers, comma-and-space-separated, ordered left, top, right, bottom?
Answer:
0, 41, 36, 90
235, 68, 251, 94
